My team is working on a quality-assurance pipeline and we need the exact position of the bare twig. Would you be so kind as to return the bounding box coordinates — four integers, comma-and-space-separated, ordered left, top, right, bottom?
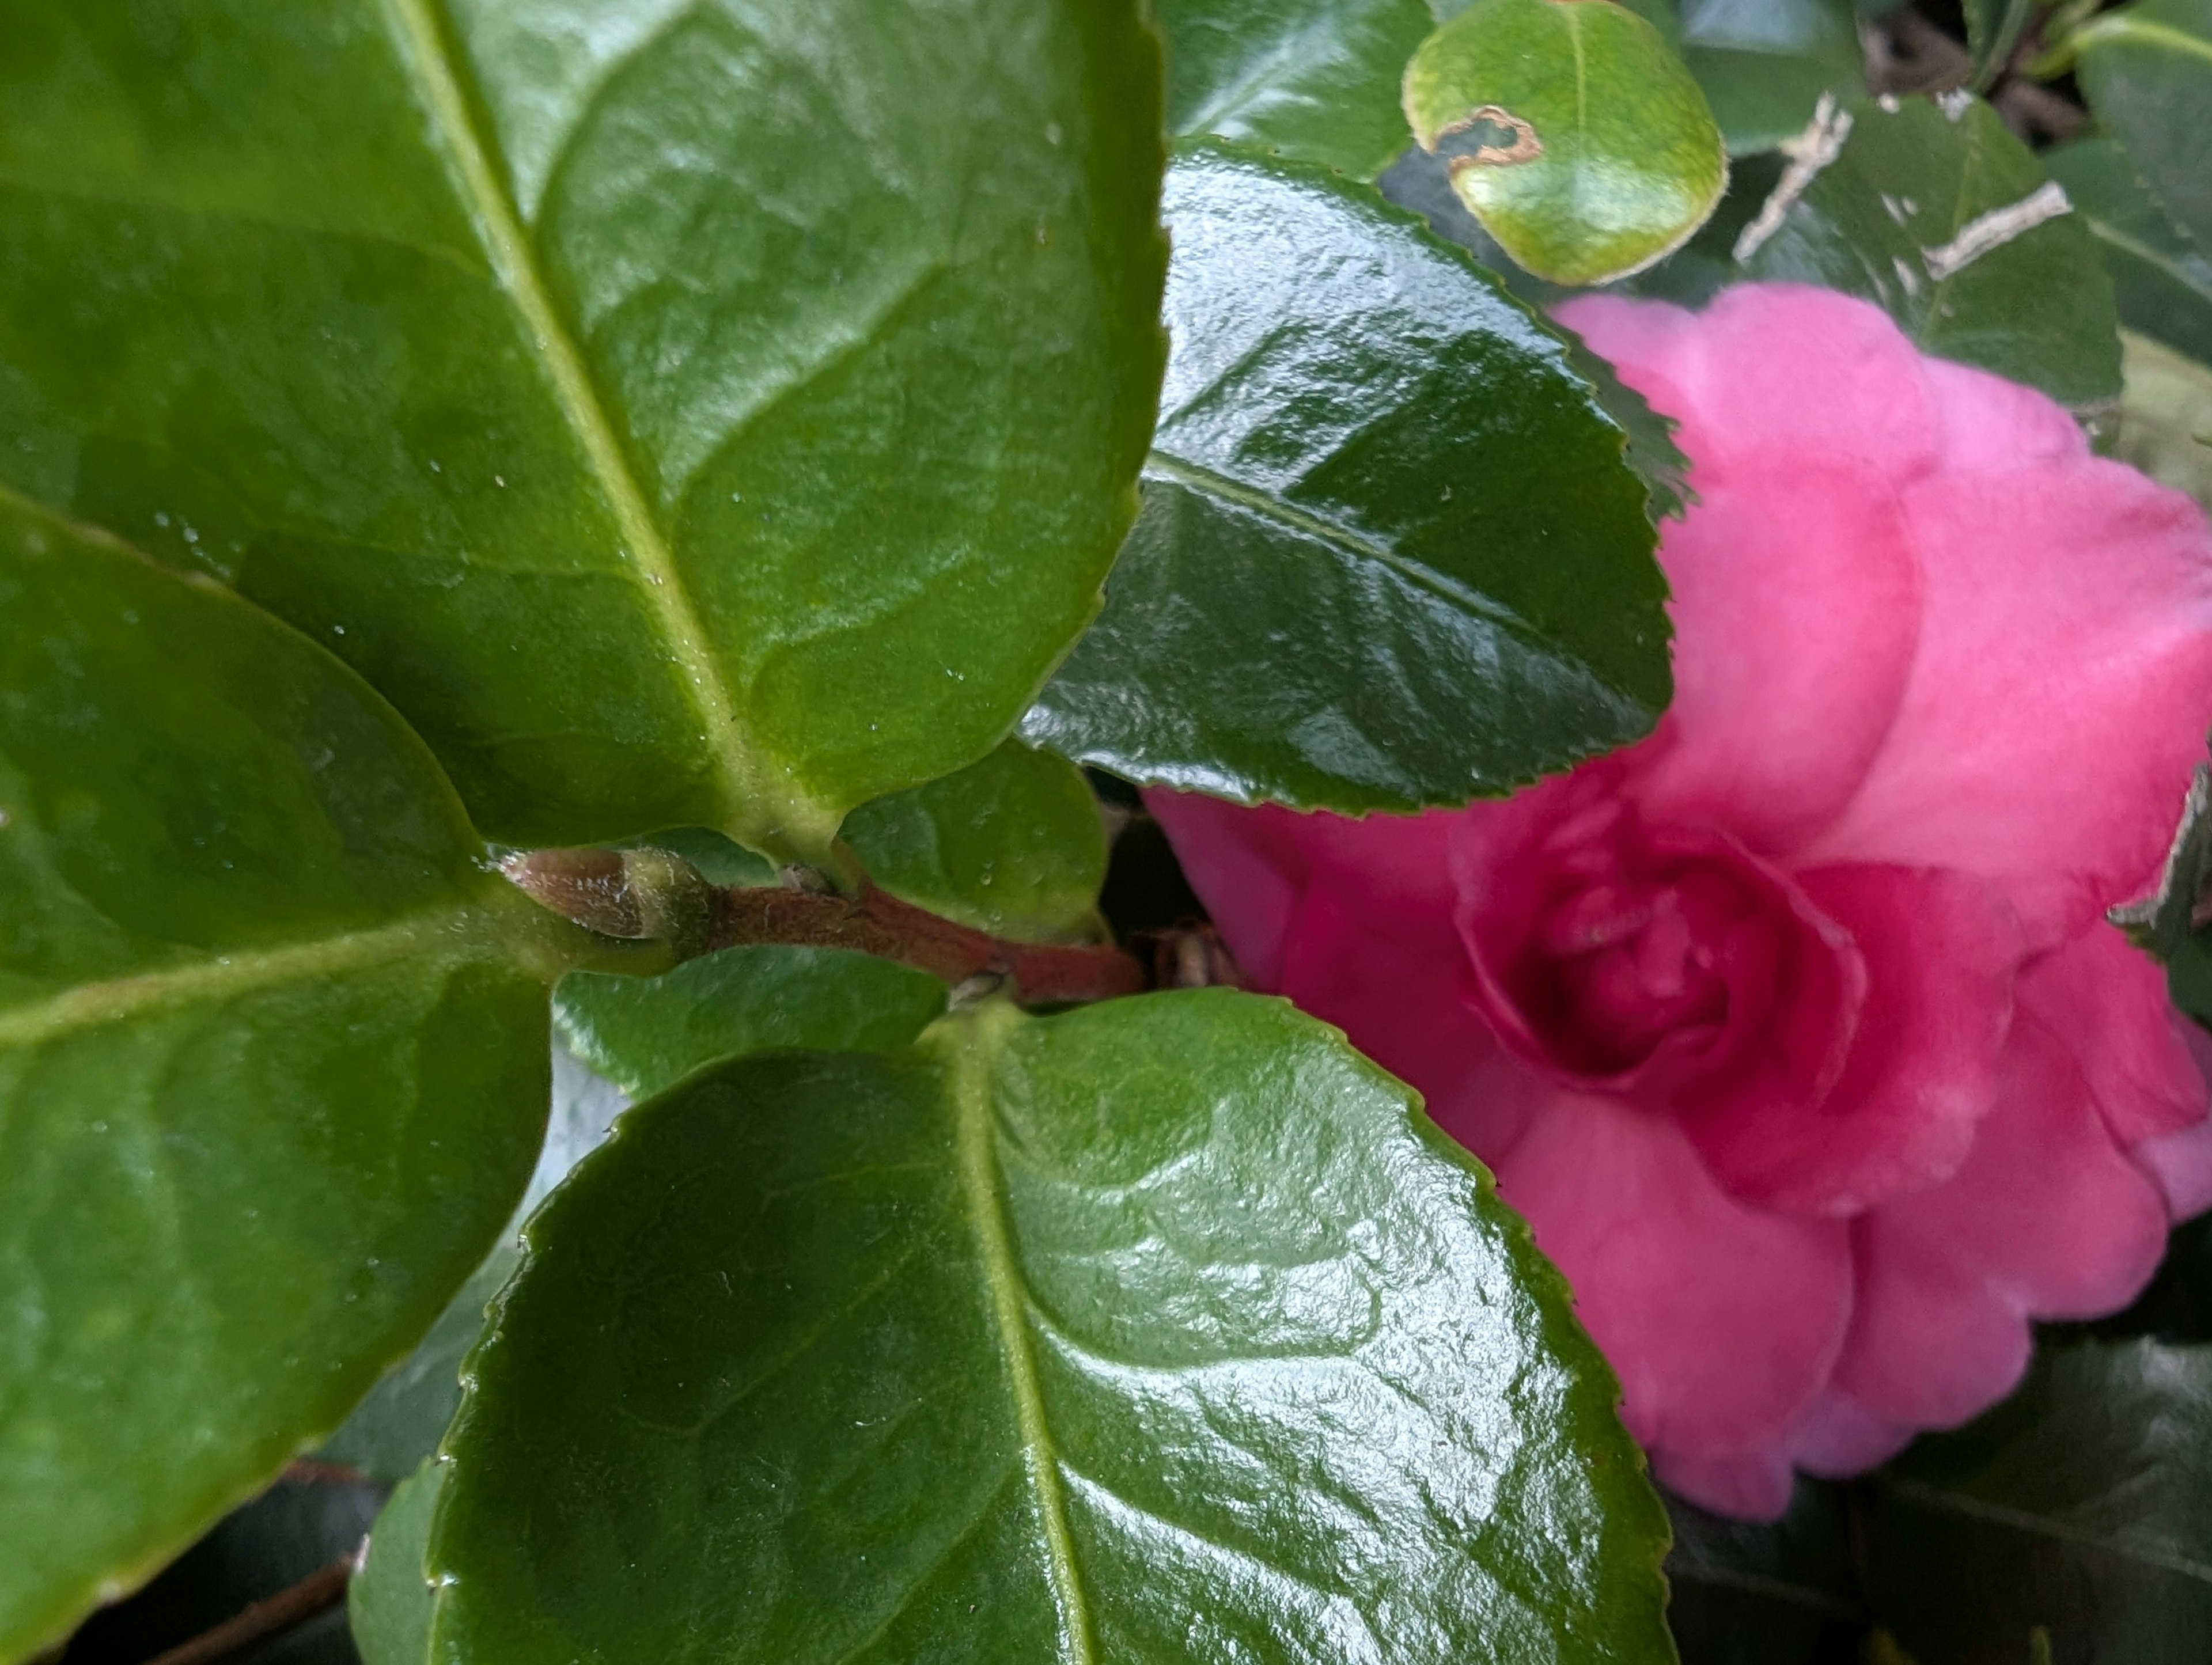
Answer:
142, 1556, 354, 1665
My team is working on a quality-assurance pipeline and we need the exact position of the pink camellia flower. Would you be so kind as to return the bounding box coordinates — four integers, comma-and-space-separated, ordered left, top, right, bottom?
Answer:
1148, 283, 2212, 1518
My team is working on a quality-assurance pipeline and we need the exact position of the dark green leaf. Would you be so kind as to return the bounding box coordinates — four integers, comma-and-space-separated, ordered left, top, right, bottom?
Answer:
1676, 0, 1866, 156
1664, 1483, 1868, 1664
554, 947, 948, 1103
1403, 0, 1728, 285
1024, 144, 1672, 813
2076, 0, 2212, 263
1965, 0, 2036, 88
1728, 94, 2123, 409
2044, 138, 2212, 367
0, 494, 584, 1658
1152, 0, 1437, 179
426, 991, 1673, 1663
1866, 1339, 2212, 1664
352, 1462, 442, 1665
0, 0, 1166, 863
842, 742, 1109, 943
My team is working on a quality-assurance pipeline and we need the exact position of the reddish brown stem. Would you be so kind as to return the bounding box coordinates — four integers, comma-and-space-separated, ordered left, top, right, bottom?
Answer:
711, 882, 1146, 1004
143, 1557, 352, 1665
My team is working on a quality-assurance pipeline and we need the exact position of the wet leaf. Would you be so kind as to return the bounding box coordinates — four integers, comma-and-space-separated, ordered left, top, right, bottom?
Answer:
1403, 0, 1728, 285
426, 991, 1673, 1663
2077, 0, 2212, 262
2045, 136, 2212, 369
1675, 0, 1866, 157
1728, 93, 2122, 409
0, 0, 1166, 864
1024, 144, 1672, 813
1152, 0, 1437, 179
0, 494, 585, 1658
842, 741, 1110, 943
1865, 1339, 2212, 1664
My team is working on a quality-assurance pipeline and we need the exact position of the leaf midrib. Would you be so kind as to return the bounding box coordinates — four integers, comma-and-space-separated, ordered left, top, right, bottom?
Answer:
376, 0, 793, 854
2078, 14, 2212, 71
0, 906, 490, 1050
943, 1008, 1095, 1663
1878, 1474, 2212, 1586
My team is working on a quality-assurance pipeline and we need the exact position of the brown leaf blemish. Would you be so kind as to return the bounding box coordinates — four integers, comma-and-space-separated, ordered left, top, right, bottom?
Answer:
1430, 105, 1544, 168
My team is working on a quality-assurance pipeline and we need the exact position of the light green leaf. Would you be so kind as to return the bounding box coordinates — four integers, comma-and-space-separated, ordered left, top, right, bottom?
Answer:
1676, 0, 1866, 156
1726, 93, 2123, 409
425, 991, 1673, 1663
1024, 144, 1672, 813
2077, 0, 2212, 261
351, 1461, 443, 1665
0, 494, 587, 1659
555, 947, 948, 1102
1403, 0, 1729, 285
1865, 1339, 2212, 1663
1152, 0, 1438, 179
1965, 0, 2037, 88
2044, 137, 2212, 368
842, 741, 1109, 943
0, 0, 1167, 864
2111, 330, 2212, 515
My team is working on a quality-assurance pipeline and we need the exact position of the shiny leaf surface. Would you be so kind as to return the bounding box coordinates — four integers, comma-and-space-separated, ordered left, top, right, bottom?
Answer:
0, 495, 571, 1658
1728, 94, 2123, 409
2077, 0, 2212, 261
1403, 0, 1728, 285
842, 741, 1109, 943
555, 946, 948, 1102
351, 1462, 442, 1665
1152, 0, 1437, 179
1024, 145, 1672, 813
0, 0, 1166, 862
1865, 1339, 2212, 1664
1675, 0, 1865, 156
2045, 136, 2212, 368
427, 991, 1674, 1663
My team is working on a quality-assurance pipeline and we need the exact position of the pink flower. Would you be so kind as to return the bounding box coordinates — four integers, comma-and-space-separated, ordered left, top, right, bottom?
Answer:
1148, 284, 2212, 1518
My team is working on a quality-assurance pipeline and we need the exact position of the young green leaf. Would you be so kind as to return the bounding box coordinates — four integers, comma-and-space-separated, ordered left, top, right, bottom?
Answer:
0, 0, 1166, 865
1865, 1339, 2212, 1662
842, 741, 1111, 944
1965, 0, 2037, 89
1023, 144, 1673, 813
2076, 0, 2212, 264
1152, 0, 1438, 179
351, 1462, 443, 1665
1675, 0, 1866, 156
1403, 0, 1729, 285
2044, 137, 2212, 369
426, 991, 1674, 1663
0, 495, 586, 1659
555, 947, 949, 1102
1728, 93, 2123, 410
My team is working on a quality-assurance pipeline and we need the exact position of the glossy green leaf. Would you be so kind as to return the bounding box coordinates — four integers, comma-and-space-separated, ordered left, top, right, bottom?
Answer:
1403, 0, 1729, 285
352, 1462, 442, 1665
1965, 0, 2036, 88
2077, 0, 2212, 262
555, 947, 948, 1102
318, 1048, 631, 1486
1024, 145, 1672, 813
1664, 1484, 1868, 1663
2045, 137, 2212, 369
1865, 1339, 2212, 1664
842, 741, 1109, 943
1728, 94, 2123, 409
2111, 330, 2212, 515
427, 991, 1673, 1663
1152, 0, 1437, 179
1676, 0, 1866, 156
0, 0, 1167, 863
0, 494, 584, 1658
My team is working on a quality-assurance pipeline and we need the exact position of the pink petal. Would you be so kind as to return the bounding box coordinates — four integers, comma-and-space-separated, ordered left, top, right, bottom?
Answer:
1804, 460, 2212, 947
1785, 1389, 1915, 1478
1680, 864, 2019, 1216
1559, 285, 1944, 487
2134, 1114, 2212, 1218
2016, 924, 2207, 1144
1833, 1015, 2169, 1428
1141, 791, 1309, 987
1492, 1092, 1851, 1463
1921, 356, 2088, 470
1624, 475, 1922, 854
1654, 1447, 1795, 1523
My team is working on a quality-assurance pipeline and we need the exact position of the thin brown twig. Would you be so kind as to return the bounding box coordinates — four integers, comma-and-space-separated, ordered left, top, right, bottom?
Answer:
142, 1555, 354, 1665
